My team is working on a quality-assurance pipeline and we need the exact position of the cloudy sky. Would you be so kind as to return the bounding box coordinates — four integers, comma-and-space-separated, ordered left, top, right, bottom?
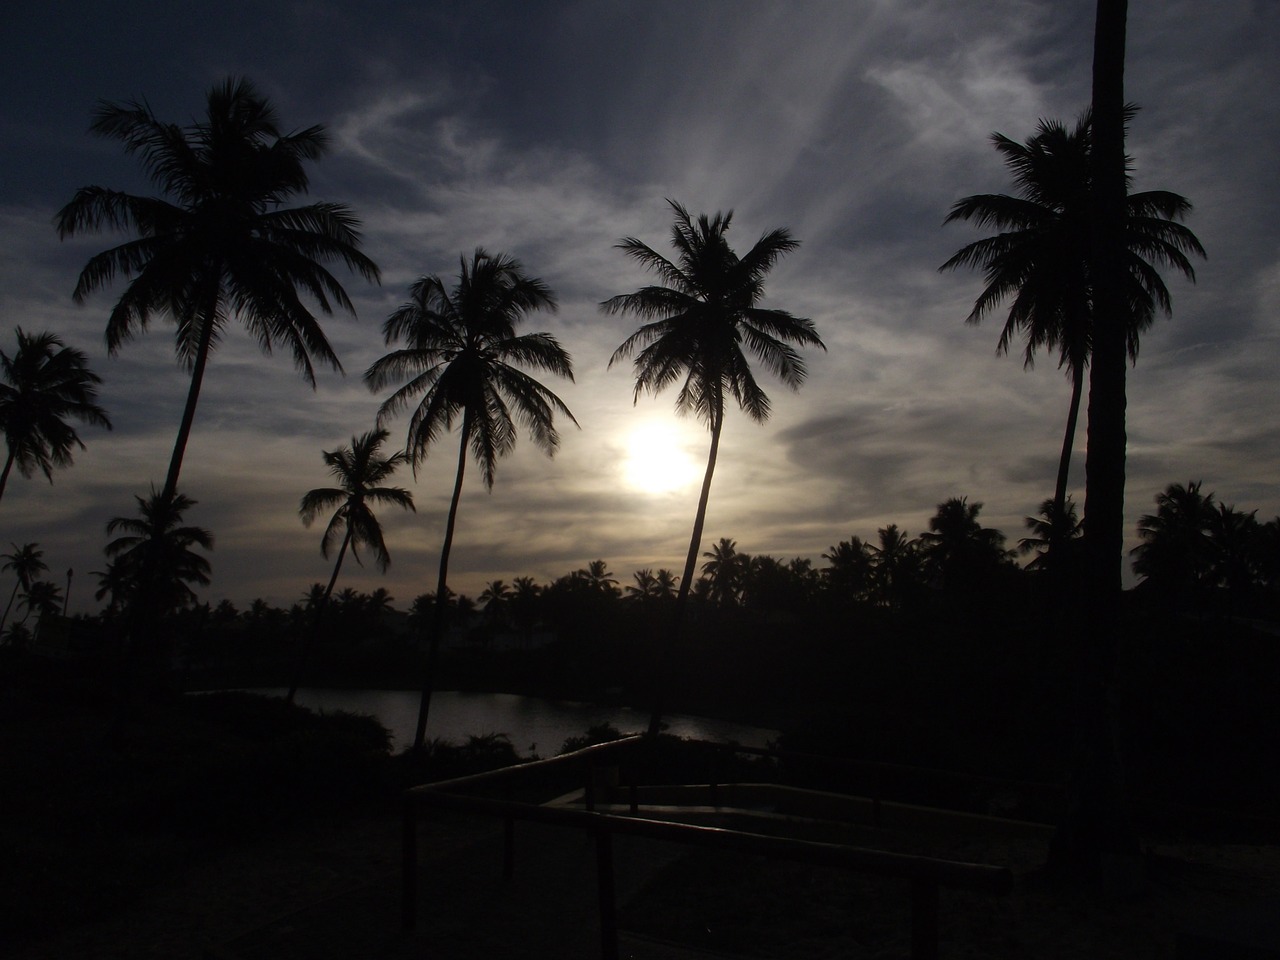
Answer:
1, 1, 1276, 614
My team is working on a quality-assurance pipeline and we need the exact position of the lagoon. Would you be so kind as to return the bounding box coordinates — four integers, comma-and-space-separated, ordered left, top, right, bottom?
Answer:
267, 688, 777, 753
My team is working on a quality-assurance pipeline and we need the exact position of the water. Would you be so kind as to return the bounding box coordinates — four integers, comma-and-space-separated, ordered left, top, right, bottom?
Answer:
263, 688, 777, 753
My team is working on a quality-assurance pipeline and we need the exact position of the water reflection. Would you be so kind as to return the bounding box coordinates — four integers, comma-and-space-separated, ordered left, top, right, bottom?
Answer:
255, 688, 776, 753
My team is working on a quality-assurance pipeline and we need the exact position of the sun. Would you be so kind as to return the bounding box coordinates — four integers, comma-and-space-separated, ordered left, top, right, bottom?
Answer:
621, 422, 700, 493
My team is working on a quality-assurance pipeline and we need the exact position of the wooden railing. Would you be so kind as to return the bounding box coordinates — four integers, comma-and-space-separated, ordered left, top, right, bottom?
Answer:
402, 736, 1013, 960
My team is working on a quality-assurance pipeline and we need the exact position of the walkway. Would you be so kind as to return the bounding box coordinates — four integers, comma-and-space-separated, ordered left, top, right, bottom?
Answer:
207, 818, 732, 960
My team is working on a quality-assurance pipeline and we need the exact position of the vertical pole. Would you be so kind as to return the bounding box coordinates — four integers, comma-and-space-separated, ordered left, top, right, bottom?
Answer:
402, 796, 418, 931
595, 829, 619, 960
909, 880, 939, 960
504, 816, 516, 881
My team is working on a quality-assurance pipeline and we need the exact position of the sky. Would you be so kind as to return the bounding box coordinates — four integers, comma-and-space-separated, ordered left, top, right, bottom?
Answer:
1, 1, 1277, 615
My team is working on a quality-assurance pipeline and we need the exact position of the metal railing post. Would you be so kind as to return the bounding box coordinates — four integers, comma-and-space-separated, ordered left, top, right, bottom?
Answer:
910, 879, 939, 960
503, 816, 516, 880
595, 828, 619, 960
402, 796, 418, 930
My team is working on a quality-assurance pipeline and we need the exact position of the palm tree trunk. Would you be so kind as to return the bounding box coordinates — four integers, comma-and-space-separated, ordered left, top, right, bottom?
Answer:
412, 417, 471, 754
0, 447, 15, 503
648, 407, 723, 737
0, 579, 19, 640
1049, 0, 1138, 882
287, 528, 351, 703
1053, 363, 1084, 522
160, 285, 220, 507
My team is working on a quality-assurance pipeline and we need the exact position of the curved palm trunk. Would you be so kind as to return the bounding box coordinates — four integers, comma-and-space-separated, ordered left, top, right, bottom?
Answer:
412, 417, 471, 754
287, 528, 351, 703
0, 447, 15, 503
1049, 0, 1138, 882
648, 408, 723, 737
160, 285, 221, 507
0, 579, 20, 640
1053, 364, 1084, 521
125, 281, 221, 671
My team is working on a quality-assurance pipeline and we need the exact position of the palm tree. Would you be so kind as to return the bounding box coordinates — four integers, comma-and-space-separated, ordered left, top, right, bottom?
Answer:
576, 559, 619, 597
1130, 480, 1215, 603
56, 77, 380, 510
1019, 497, 1083, 572
919, 496, 1013, 594
365, 249, 576, 752
104, 489, 213, 616
0, 328, 111, 503
940, 111, 1204, 543
603, 200, 824, 734
627, 568, 659, 604
867, 524, 921, 610
822, 536, 874, 602
1, 542, 46, 639
478, 580, 511, 624
18, 580, 63, 624
293, 427, 414, 700
700, 537, 744, 607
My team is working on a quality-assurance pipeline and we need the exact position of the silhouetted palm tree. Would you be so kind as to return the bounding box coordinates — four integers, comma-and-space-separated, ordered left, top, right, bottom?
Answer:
365, 249, 576, 752
0, 328, 111, 503
478, 580, 511, 624
1131, 480, 1215, 602
1205, 503, 1261, 618
867, 524, 921, 610
941, 112, 1203, 543
1049, 0, 1141, 881
627, 568, 658, 603
822, 536, 874, 602
604, 200, 823, 734
293, 427, 414, 699
920, 496, 1013, 594
56, 78, 380, 508
1019, 497, 1083, 572
104, 489, 213, 615
1, 542, 46, 639
701, 537, 744, 607
576, 560, 619, 596
18, 580, 63, 624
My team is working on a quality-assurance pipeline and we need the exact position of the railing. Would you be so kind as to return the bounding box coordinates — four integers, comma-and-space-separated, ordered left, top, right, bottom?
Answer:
402, 735, 1014, 960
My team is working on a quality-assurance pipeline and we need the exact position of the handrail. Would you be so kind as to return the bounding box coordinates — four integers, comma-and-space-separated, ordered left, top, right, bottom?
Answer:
405, 734, 645, 796
402, 735, 1013, 960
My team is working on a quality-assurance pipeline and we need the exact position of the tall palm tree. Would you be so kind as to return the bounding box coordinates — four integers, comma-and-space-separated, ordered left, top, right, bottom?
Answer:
0, 328, 111, 503
603, 200, 824, 734
1, 542, 47, 639
293, 427, 414, 700
940, 111, 1204, 544
104, 489, 213, 616
56, 77, 380, 509
365, 249, 576, 752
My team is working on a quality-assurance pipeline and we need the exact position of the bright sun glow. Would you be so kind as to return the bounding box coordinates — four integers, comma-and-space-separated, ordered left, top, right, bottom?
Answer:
622, 423, 700, 493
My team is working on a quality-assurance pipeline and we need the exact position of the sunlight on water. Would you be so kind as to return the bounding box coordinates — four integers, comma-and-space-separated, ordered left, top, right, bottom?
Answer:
261, 688, 775, 753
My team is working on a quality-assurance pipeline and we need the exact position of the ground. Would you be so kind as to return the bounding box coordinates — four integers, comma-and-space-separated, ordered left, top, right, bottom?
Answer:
10, 808, 1280, 959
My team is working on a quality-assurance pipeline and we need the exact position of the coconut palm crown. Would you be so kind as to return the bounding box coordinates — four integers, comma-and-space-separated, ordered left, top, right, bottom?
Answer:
940, 110, 1204, 537
299, 427, 415, 576
56, 77, 380, 505
0, 328, 111, 502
